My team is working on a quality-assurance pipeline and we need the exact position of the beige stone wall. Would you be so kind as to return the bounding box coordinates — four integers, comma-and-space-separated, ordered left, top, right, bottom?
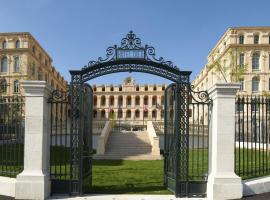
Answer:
193, 27, 270, 96
93, 77, 165, 122
0, 32, 67, 96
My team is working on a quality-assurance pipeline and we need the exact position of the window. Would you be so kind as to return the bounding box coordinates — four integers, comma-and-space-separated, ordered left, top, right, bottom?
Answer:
126, 110, 131, 118
101, 96, 106, 106
109, 96, 114, 106
237, 104, 244, 112
14, 80, 20, 93
118, 96, 123, 106
15, 40, 20, 48
101, 110, 106, 118
143, 110, 148, 118
126, 96, 131, 106
94, 96, 97, 106
32, 46, 35, 53
135, 110, 140, 118
239, 53, 244, 67
144, 96, 148, 105
14, 57, 20, 72
251, 101, 258, 112
162, 85, 165, 91
119, 85, 122, 91
152, 110, 157, 119
135, 96, 140, 106
252, 77, 259, 92
152, 96, 157, 106
102, 85, 105, 91
269, 78, 270, 91
2, 41, 7, 49
239, 35, 244, 44
254, 35, 259, 44
153, 85, 157, 91
0, 79, 7, 93
118, 110, 123, 118
1, 57, 8, 72
136, 85, 139, 91
239, 79, 244, 91
110, 85, 114, 91
252, 52, 260, 70
93, 85, 96, 91
144, 85, 148, 91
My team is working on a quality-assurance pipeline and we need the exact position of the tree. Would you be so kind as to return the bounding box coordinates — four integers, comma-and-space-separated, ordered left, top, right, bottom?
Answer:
206, 49, 248, 83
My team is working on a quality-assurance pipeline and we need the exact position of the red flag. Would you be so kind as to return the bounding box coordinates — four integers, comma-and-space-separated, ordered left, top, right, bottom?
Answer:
144, 104, 148, 112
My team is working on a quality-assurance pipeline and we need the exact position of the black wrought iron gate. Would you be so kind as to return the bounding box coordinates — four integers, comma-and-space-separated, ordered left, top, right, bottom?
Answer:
49, 84, 93, 195
48, 31, 211, 198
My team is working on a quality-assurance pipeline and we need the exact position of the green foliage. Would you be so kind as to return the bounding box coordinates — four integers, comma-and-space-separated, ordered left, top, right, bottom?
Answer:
206, 49, 248, 83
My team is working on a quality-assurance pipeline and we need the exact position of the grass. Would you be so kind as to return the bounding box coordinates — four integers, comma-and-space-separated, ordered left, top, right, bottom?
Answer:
3, 145, 270, 193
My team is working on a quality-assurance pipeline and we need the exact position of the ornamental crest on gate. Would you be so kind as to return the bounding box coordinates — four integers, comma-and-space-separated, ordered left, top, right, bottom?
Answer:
84, 31, 179, 70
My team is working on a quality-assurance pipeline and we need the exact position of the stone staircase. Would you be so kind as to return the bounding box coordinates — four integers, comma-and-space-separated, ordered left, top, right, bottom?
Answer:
94, 130, 162, 160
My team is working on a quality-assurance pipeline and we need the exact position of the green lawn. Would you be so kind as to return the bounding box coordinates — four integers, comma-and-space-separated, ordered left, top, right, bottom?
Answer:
3, 145, 270, 194
87, 160, 172, 194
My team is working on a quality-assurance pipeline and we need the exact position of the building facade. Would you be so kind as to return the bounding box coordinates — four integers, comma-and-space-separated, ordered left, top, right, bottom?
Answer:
93, 77, 166, 122
0, 32, 67, 96
192, 27, 270, 95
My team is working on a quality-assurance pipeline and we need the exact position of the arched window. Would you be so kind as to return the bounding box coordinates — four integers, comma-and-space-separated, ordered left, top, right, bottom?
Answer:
152, 109, 157, 119
93, 110, 97, 118
152, 96, 157, 106
161, 109, 164, 119
252, 77, 260, 92
162, 85, 165, 91
15, 40, 20, 48
93, 85, 96, 91
161, 96, 165, 105
135, 96, 140, 106
254, 35, 259, 44
119, 85, 122, 91
252, 52, 260, 70
118, 96, 123, 106
14, 57, 20, 72
118, 109, 123, 118
101, 110, 106, 118
144, 85, 148, 91
102, 85, 105, 91
101, 95, 106, 106
93, 95, 97, 106
144, 96, 148, 105
126, 110, 131, 118
239, 35, 244, 44
126, 96, 131, 106
109, 96, 114, 106
0, 79, 7, 93
143, 110, 148, 118
153, 85, 157, 91
14, 80, 20, 93
110, 85, 114, 91
2, 41, 7, 49
135, 110, 140, 118
136, 85, 139, 91
1, 57, 8, 72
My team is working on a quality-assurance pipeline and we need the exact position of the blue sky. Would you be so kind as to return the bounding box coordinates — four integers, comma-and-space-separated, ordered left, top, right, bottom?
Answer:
1, 0, 270, 85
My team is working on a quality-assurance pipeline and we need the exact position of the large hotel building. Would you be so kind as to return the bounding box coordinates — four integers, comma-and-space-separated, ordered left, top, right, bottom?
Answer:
192, 27, 270, 94
0, 32, 67, 95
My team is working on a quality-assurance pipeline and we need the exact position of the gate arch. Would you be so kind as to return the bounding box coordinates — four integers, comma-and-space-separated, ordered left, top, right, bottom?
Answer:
65, 31, 198, 197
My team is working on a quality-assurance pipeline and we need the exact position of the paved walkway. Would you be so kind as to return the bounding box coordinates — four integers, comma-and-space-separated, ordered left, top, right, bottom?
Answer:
50, 195, 204, 200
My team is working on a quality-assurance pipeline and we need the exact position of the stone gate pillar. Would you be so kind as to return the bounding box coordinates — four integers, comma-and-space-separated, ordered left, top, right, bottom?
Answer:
207, 83, 243, 200
15, 81, 51, 200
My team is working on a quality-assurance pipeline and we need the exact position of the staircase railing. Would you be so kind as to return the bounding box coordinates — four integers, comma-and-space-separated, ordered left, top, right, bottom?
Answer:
146, 121, 160, 156
96, 121, 112, 154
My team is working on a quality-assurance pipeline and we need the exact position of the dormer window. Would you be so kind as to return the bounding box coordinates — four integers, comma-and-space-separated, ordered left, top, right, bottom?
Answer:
239, 35, 244, 44
110, 85, 114, 91
144, 85, 148, 91
102, 85, 105, 91
119, 85, 122, 91
153, 85, 157, 91
136, 85, 139, 91
254, 35, 259, 44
